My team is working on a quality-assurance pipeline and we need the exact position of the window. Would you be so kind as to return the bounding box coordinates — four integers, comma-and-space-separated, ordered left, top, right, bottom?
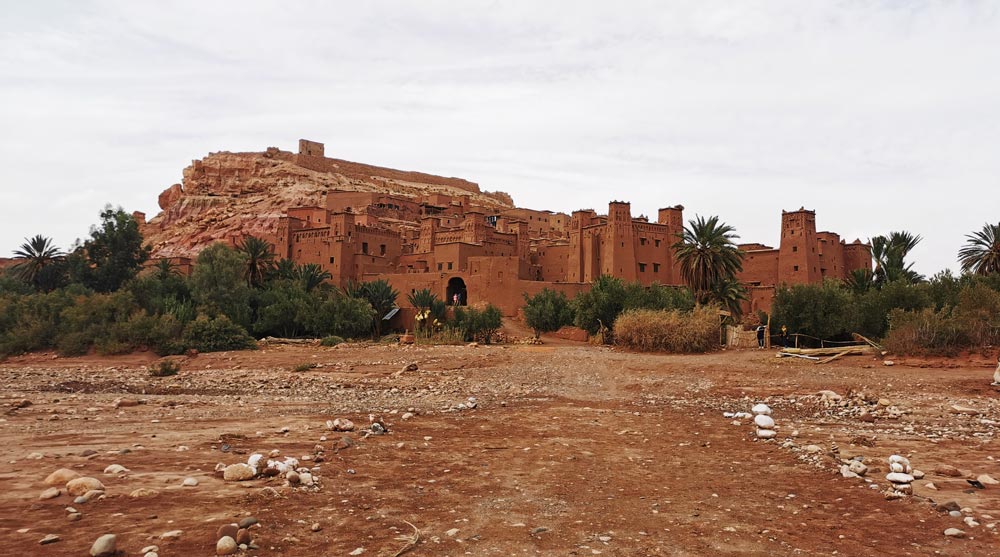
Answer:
655, 239, 661, 247
362, 242, 369, 254
793, 265, 799, 271
640, 238, 647, 246
380, 244, 386, 256
653, 263, 660, 273
447, 262, 453, 270
638, 263, 647, 272
792, 246, 798, 252
329, 256, 335, 264
437, 263, 443, 271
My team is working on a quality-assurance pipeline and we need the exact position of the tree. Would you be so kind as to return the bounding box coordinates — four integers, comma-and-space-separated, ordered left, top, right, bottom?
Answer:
347, 279, 398, 338
845, 268, 875, 294
871, 231, 923, 286
572, 275, 627, 335
407, 288, 440, 331
297, 263, 332, 292
958, 222, 1000, 276
709, 276, 748, 320
771, 281, 859, 342
672, 215, 744, 304
522, 288, 574, 338
237, 235, 275, 288
67, 207, 151, 293
189, 243, 252, 328
11, 235, 64, 291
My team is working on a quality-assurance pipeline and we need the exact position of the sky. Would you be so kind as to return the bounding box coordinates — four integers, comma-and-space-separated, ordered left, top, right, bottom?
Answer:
1, 0, 998, 276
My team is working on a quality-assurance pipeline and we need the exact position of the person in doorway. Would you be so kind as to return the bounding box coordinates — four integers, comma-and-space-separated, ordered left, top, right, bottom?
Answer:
452, 292, 460, 306
756, 325, 766, 349
780, 325, 789, 348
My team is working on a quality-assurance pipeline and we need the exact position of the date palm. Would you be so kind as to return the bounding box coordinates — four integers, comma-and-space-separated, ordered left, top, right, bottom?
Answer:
672, 215, 744, 304
871, 231, 923, 286
12, 235, 64, 289
959, 222, 1000, 276
297, 263, 332, 292
237, 235, 275, 288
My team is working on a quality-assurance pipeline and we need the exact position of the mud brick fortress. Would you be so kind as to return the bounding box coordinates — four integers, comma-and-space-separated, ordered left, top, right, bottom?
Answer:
144, 139, 872, 317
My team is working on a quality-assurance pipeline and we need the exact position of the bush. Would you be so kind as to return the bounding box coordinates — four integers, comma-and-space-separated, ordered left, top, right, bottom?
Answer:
453, 304, 503, 344
292, 362, 317, 372
522, 289, 574, 338
770, 281, 859, 343
883, 307, 965, 356
149, 359, 181, 377
613, 306, 720, 353
320, 335, 344, 347
182, 315, 257, 353
572, 275, 626, 335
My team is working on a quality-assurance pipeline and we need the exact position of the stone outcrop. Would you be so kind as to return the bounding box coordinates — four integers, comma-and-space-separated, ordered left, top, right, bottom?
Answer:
141, 143, 515, 259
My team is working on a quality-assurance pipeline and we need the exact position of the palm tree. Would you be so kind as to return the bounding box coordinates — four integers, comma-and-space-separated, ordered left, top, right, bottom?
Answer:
871, 231, 923, 286
845, 268, 875, 294
710, 276, 748, 320
672, 215, 744, 304
297, 263, 332, 292
347, 279, 398, 338
271, 258, 298, 281
12, 235, 64, 289
407, 288, 440, 331
152, 258, 179, 281
237, 235, 275, 288
959, 222, 1000, 276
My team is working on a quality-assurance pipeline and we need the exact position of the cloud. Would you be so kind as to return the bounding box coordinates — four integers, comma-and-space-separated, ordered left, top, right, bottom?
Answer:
1, 1, 998, 275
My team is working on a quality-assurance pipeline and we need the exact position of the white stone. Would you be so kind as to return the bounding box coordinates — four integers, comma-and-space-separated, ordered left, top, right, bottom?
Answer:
223, 463, 255, 482
756, 429, 777, 439
943, 528, 965, 538
103, 464, 129, 474
182, 477, 198, 487
977, 474, 1000, 485
890, 462, 905, 473
216, 535, 237, 555
886, 472, 915, 484
349, 549, 364, 556
751, 403, 771, 416
848, 461, 868, 476
753, 415, 775, 429
445, 528, 460, 537
89, 534, 117, 557
964, 516, 980, 528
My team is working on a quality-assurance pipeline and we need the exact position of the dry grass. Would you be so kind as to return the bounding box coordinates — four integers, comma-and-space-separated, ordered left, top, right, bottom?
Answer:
614, 306, 720, 353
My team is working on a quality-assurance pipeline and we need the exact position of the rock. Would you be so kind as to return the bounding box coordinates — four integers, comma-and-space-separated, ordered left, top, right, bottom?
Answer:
223, 463, 256, 481
68, 512, 82, 521
883, 360, 894, 366
951, 405, 981, 415
76, 489, 105, 503
402, 412, 415, 420
299, 472, 314, 486
66, 477, 105, 496
159, 530, 182, 540
804, 445, 822, 454
349, 549, 364, 556
129, 488, 159, 498
401, 363, 418, 372
286, 470, 300, 485
886, 472, 915, 484
89, 534, 117, 557
45, 468, 81, 486
216, 535, 237, 555
238, 517, 258, 529
751, 403, 771, 416
964, 516, 980, 528
978, 474, 1000, 485
311, 522, 322, 532
938, 501, 962, 513
926, 482, 938, 490
39, 487, 61, 500
39, 534, 60, 545
236, 528, 252, 545
216, 524, 239, 541
890, 462, 906, 473
329, 418, 355, 432
445, 527, 460, 537
103, 464, 129, 474
840, 465, 859, 479
935, 465, 963, 477
756, 429, 777, 439
182, 477, 199, 487
912, 469, 925, 479
848, 461, 868, 476
753, 415, 775, 429
944, 528, 965, 538
817, 390, 842, 402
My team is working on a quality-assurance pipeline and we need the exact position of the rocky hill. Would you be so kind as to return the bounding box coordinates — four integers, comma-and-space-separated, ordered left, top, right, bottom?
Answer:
142, 144, 515, 259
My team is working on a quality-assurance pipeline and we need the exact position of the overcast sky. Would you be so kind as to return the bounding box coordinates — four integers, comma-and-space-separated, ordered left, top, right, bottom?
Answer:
2, 1, 998, 276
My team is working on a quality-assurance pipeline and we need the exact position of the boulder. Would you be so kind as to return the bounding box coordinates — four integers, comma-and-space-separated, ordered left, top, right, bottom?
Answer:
66, 477, 105, 496
223, 463, 255, 482
45, 468, 80, 486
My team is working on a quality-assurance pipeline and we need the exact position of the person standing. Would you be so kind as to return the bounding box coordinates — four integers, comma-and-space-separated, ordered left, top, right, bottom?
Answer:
756, 325, 766, 349
780, 325, 789, 348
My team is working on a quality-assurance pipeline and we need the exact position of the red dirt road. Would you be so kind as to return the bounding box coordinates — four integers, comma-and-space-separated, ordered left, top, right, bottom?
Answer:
2, 343, 999, 556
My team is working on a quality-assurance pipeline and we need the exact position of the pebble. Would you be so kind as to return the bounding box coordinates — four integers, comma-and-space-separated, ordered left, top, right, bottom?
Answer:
944, 528, 965, 538
159, 530, 182, 540
68, 512, 82, 521
67, 477, 105, 496
140, 546, 159, 554
402, 412, 415, 420
445, 528, 459, 537
756, 429, 776, 439
753, 415, 775, 429
349, 548, 364, 555
804, 445, 822, 454
236, 528, 252, 545
216, 535, 237, 555
129, 488, 159, 498
39, 534, 60, 545
103, 464, 129, 474
311, 522, 322, 532
977, 474, 999, 485
751, 403, 771, 416
217, 524, 239, 541
182, 477, 199, 487
886, 472, 915, 484
238, 517, 258, 529
223, 463, 256, 481
45, 468, 80, 486
89, 534, 117, 557
39, 487, 61, 500
848, 461, 868, 476
935, 465, 963, 477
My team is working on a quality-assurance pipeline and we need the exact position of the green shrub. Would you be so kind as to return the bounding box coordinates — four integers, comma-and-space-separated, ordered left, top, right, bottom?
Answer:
613, 306, 720, 353
770, 281, 859, 344
292, 362, 317, 372
320, 335, 344, 347
149, 359, 181, 377
572, 275, 626, 335
182, 315, 257, 353
453, 304, 503, 344
522, 288, 574, 338
883, 307, 965, 356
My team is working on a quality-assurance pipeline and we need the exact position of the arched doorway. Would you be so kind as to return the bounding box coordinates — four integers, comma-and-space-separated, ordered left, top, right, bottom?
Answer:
446, 277, 467, 306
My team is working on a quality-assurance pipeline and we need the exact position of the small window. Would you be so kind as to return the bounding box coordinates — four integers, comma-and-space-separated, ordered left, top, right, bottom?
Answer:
794, 265, 799, 271
640, 238, 647, 246
638, 263, 647, 272
653, 263, 660, 273
437, 263, 443, 271
329, 256, 334, 264
792, 246, 798, 252
362, 242, 369, 254
447, 262, 453, 270
655, 239, 661, 247
380, 244, 386, 256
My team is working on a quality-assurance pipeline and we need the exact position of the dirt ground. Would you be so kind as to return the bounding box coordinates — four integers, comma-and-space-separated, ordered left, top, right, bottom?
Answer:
3, 336, 1000, 556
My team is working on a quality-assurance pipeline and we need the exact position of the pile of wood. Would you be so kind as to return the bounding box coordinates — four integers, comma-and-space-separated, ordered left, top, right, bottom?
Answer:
778, 333, 884, 364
